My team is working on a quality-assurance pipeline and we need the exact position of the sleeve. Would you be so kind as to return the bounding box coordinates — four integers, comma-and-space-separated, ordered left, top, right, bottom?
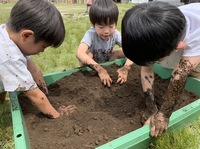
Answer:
81, 29, 93, 48
183, 28, 200, 57
0, 58, 37, 92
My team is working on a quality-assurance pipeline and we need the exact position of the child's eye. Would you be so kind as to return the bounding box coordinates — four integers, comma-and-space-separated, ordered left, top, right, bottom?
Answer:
109, 25, 114, 28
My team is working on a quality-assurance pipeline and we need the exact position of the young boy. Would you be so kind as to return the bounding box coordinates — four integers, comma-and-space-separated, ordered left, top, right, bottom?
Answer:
121, 2, 200, 137
0, 0, 76, 118
85, 0, 93, 13
76, 0, 133, 87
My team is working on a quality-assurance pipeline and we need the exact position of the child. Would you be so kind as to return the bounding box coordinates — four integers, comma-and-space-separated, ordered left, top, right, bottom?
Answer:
0, 0, 76, 118
121, 2, 200, 137
85, 0, 93, 13
76, 0, 133, 87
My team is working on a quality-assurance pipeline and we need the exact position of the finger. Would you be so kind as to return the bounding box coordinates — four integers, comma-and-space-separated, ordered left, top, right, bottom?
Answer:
144, 117, 151, 126
59, 111, 64, 116
150, 124, 156, 137
64, 106, 78, 116
158, 122, 168, 137
116, 78, 120, 83
121, 78, 127, 84
103, 79, 110, 87
117, 76, 126, 84
65, 109, 77, 116
106, 80, 111, 87
154, 127, 161, 137
116, 76, 122, 83
65, 105, 77, 111
102, 79, 107, 86
118, 78, 123, 84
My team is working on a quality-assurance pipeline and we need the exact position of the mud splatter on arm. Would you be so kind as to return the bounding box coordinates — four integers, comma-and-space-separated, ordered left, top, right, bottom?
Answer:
160, 59, 194, 117
89, 64, 105, 74
37, 79, 49, 97
141, 66, 158, 115
27, 59, 49, 96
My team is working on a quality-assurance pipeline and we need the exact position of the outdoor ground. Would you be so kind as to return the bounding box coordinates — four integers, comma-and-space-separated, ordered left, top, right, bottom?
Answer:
18, 64, 199, 149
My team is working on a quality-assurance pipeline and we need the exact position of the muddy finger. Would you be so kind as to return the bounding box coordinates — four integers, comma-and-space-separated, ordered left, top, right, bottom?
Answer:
150, 125, 156, 137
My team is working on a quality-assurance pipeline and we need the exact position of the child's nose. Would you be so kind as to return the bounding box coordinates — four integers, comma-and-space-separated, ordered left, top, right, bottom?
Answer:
103, 28, 109, 34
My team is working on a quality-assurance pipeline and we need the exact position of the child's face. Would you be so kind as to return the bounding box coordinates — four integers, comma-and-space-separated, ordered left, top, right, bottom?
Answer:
19, 36, 48, 56
94, 23, 116, 41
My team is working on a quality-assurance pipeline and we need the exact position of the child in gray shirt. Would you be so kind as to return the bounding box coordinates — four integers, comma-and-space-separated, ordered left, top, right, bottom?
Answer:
76, 0, 133, 87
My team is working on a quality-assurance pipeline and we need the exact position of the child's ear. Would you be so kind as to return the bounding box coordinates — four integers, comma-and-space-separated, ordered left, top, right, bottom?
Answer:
176, 41, 186, 50
20, 29, 34, 41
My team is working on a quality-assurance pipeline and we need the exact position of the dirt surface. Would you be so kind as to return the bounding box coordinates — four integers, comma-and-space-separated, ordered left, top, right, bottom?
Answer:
18, 64, 199, 149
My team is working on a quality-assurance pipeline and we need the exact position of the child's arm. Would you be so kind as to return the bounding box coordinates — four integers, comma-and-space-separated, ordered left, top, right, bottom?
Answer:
23, 88, 77, 118
144, 56, 200, 137
27, 59, 48, 96
26, 59, 77, 118
116, 59, 133, 84
140, 65, 166, 137
76, 43, 112, 87
140, 65, 158, 115
23, 88, 60, 118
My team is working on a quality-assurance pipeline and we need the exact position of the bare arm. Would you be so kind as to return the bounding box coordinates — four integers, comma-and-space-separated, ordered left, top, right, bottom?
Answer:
145, 56, 200, 137
141, 65, 158, 115
141, 65, 168, 137
76, 43, 112, 87
23, 87, 60, 118
27, 59, 48, 96
160, 57, 199, 117
26, 59, 77, 118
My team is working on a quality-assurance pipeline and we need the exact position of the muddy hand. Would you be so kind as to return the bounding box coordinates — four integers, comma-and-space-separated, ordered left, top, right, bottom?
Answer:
144, 112, 169, 137
58, 105, 77, 116
116, 66, 128, 84
98, 69, 112, 87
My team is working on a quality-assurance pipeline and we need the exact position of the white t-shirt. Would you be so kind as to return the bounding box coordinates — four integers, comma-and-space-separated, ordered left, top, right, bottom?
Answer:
160, 3, 200, 71
0, 24, 37, 93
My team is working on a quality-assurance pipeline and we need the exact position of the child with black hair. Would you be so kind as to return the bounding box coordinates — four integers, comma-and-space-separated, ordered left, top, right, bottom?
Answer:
122, 2, 200, 137
76, 0, 133, 87
0, 0, 76, 119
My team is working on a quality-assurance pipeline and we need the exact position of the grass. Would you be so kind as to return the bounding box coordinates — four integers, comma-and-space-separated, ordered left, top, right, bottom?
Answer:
150, 118, 200, 149
0, 2, 199, 149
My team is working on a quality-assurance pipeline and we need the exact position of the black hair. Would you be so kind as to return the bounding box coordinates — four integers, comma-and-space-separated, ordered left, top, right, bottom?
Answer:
6, 0, 65, 47
122, 1, 186, 66
89, 0, 119, 25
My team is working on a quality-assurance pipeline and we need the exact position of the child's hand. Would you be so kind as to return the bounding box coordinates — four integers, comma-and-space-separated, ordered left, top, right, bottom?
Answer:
58, 105, 77, 117
98, 68, 112, 87
144, 112, 169, 137
116, 66, 129, 84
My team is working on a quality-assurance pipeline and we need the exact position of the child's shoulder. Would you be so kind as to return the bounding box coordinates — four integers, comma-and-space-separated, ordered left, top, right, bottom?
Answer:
84, 27, 96, 36
87, 27, 96, 33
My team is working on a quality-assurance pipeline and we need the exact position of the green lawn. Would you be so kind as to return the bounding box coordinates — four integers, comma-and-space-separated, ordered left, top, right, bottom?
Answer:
0, 2, 199, 149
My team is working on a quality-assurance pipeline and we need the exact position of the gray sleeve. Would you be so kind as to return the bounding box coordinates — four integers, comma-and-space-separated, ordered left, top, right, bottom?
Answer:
81, 30, 93, 48
115, 30, 122, 47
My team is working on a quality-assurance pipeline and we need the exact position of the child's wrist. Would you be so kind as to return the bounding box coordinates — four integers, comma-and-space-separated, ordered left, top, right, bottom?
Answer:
123, 64, 131, 70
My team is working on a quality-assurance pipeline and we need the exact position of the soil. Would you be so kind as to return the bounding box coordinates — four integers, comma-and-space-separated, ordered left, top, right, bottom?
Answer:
18, 64, 199, 149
